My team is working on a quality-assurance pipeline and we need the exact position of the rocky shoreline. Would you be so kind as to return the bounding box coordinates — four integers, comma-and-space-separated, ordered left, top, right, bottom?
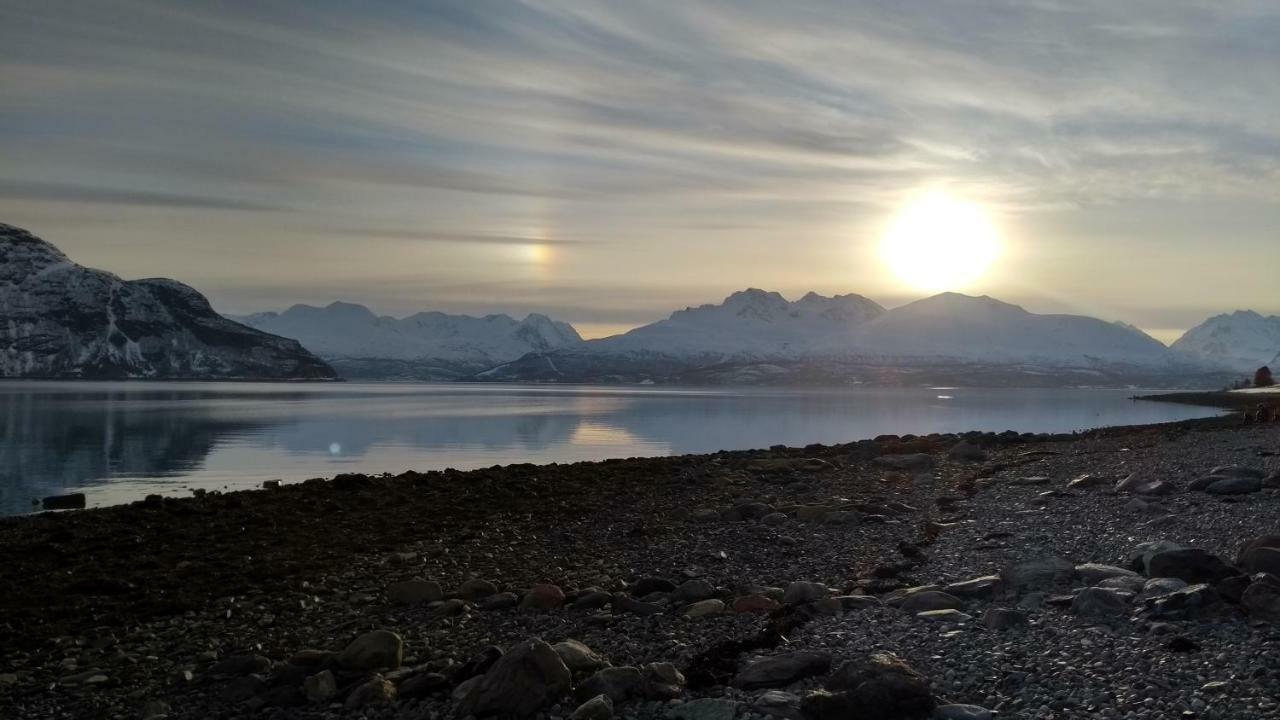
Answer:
2, 413, 1279, 720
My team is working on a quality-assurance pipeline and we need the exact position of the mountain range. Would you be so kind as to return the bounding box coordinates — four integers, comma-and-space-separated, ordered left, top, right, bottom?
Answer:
231, 303, 582, 380
0, 223, 334, 380
1170, 310, 1280, 371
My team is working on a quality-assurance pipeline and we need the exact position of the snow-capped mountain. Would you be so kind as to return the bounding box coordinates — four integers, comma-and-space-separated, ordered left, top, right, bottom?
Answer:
588, 288, 885, 358
231, 302, 583, 379
1170, 310, 1280, 371
481, 289, 1217, 386
0, 223, 335, 380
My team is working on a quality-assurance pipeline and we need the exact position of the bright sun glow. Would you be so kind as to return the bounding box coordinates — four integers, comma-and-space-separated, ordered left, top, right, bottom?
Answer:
880, 191, 1001, 292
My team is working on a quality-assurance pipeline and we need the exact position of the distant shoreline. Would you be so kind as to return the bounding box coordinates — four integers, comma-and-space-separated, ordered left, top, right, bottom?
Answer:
1136, 389, 1280, 410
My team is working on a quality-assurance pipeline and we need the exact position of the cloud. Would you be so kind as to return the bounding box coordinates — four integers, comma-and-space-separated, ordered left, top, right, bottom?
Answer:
0, 180, 281, 211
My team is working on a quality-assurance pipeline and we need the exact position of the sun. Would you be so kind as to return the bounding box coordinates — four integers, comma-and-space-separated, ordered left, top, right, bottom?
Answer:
880, 190, 1001, 293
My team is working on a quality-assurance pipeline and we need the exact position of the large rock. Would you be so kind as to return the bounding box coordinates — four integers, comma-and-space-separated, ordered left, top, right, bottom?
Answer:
732, 651, 832, 690
456, 638, 572, 718
1146, 549, 1235, 584
1136, 577, 1188, 602
898, 591, 963, 614
344, 676, 396, 709
1071, 588, 1132, 617
303, 670, 337, 703
1075, 564, 1140, 586
754, 690, 802, 720
1236, 535, 1280, 566
782, 581, 828, 605
459, 579, 499, 600
553, 640, 609, 674
806, 652, 935, 720
521, 584, 567, 610
1241, 574, 1280, 622
576, 666, 646, 703
682, 599, 725, 618
675, 579, 717, 602
643, 662, 686, 699
1126, 541, 1186, 574
999, 556, 1074, 595
1205, 477, 1262, 495
1146, 583, 1220, 619
387, 579, 443, 605
944, 576, 1000, 599
1240, 547, 1280, 576
572, 694, 614, 720
336, 630, 403, 671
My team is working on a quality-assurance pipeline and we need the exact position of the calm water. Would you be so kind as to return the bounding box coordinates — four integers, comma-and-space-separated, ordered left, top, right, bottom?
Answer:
0, 381, 1221, 516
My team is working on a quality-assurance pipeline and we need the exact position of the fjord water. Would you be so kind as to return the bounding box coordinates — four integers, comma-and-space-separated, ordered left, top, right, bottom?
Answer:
0, 381, 1221, 516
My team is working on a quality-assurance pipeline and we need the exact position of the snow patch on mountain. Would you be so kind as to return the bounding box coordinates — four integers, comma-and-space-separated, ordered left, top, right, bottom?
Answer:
1171, 310, 1280, 371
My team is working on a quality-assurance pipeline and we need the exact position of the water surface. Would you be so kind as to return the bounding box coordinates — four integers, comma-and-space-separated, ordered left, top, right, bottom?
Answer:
0, 381, 1220, 515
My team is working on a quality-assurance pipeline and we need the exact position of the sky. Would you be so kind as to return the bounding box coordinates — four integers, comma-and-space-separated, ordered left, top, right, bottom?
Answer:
2, 1, 1279, 342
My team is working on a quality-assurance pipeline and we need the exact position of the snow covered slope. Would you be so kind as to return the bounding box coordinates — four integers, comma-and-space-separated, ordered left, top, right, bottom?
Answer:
1170, 310, 1280, 371
0, 223, 335, 380
232, 302, 583, 379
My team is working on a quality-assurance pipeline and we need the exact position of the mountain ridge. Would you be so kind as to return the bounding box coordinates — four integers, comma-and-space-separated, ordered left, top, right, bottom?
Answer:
1170, 309, 1280, 372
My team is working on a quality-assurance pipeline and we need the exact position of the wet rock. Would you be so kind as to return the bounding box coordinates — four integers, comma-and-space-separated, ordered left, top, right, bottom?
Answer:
456, 638, 572, 718
1071, 587, 1133, 617
344, 675, 395, 710
572, 694, 614, 720
577, 666, 646, 703
553, 639, 609, 673
303, 669, 337, 703
782, 581, 828, 604
982, 608, 1029, 630
387, 579, 443, 605
1146, 548, 1235, 584
42, 493, 86, 510
337, 629, 403, 671
520, 583, 566, 610
682, 599, 725, 617
732, 651, 832, 690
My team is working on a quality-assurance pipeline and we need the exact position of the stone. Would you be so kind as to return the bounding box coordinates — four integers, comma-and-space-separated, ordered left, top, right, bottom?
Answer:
303, 670, 337, 703
1240, 547, 1280, 576
782, 581, 828, 604
1075, 563, 1140, 586
631, 577, 677, 596
898, 591, 963, 614
1135, 480, 1176, 496
1236, 534, 1280, 566
1208, 464, 1266, 479
724, 501, 774, 521
141, 700, 170, 719
668, 698, 738, 720
754, 690, 803, 720
387, 579, 443, 605
934, 705, 994, 720
1126, 541, 1186, 574
287, 649, 334, 667
982, 608, 1028, 630
810, 652, 935, 720
572, 590, 613, 611
884, 585, 943, 606
1241, 574, 1280, 622
1206, 477, 1262, 494
732, 593, 781, 613
1071, 587, 1132, 617
692, 508, 720, 522
1146, 549, 1235, 584
221, 676, 263, 703
917, 609, 972, 622
1096, 575, 1147, 592
1114, 473, 1144, 492
999, 555, 1074, 594
732, 651, 832, 690
573, 694, 614, 720
520, 583, 566, 610
1067, 473, 1109, 489
397, 671, 449, 699
762, 512, 788, 526
577, 666, 646, 703
459, 578, 499, 600
42, 492, 86, 510
344, 676, 395, 709
209, 654, 271, 677
944, 576, 1000, 599
453, 646, 505, 684
676, 578, 717, 602
479, 592, 520, 611
1147, 583, 1220, 619
452, 676, 483, 703
552, 640, 609, 673
612, 594, 664, 616
456, 638, 572, 718
682, 599, 725, 617
337, 629, 403, 671
837, 595, 884, 611
947, 441, 987, 461
643, 662, 686, 698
